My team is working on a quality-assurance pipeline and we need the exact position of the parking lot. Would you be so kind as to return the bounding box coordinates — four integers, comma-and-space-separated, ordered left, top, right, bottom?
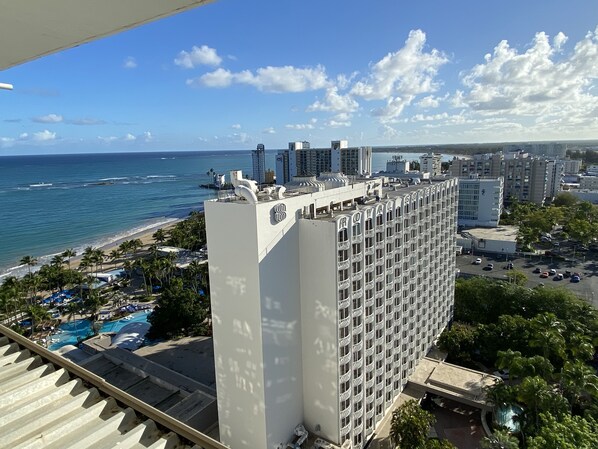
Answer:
457, 250, 598, 310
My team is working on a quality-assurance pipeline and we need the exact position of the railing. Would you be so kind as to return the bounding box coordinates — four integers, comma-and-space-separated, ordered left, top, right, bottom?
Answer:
338, 241, 350, 250
338, 298, 350, 310
340, 405, 352, 419
339, 353, 351, 366
338, 260, 350, 270
0, 324, 226, 449
340, 370, 351, 383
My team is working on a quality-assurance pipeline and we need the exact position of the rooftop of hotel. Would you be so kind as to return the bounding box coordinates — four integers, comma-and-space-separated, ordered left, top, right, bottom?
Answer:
215, 171, 454, 207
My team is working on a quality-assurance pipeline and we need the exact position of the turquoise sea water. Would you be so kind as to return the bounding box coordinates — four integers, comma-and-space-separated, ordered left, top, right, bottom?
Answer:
0, 150, 448, 279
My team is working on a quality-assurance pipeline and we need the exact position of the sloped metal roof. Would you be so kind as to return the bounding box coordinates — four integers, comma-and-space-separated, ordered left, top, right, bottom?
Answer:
0, 0, 214, 70
0, 325, 226, 449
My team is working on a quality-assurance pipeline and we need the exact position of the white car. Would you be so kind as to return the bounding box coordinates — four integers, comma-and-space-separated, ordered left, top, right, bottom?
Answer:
493, 369, 510, 380
473, 258, 482, 265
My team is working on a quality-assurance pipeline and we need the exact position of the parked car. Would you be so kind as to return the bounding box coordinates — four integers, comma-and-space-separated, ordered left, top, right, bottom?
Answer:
484, 263, 494, 271
549, 269, 557, 275
493, 369, 510, 380
571, 275, 581, 283
533, 267, 542, 274
473, 258, 482, 265
504, 262, 514, 270
564, 270, 571, 278
540, 272, 549, 278
554, 273, 564, 281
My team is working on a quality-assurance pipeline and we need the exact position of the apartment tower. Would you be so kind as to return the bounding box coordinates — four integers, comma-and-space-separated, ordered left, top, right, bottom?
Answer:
252, 143, 267, 184
205, 176, 458, 449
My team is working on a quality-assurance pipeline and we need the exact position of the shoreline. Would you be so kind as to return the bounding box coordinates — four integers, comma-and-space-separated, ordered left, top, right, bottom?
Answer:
65, 218, 184, 272
0, 217, 185, 279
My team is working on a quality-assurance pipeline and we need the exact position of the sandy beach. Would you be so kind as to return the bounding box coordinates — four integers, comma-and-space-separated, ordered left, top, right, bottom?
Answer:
65, 218, 184, 272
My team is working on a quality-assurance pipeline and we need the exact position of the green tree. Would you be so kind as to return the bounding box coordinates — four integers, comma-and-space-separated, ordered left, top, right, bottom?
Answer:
437, 323, 478, 367
506, 270, 527, 286
553, 192, 579, 208
515, 376, 569, 434
480, 430, 519, 449
390, 399, 435, 449
527, 413, 598, 449
425, 439, 457, 449
559, 361, 598, 412
147, 279, 210, 339
152, 228, 167, 244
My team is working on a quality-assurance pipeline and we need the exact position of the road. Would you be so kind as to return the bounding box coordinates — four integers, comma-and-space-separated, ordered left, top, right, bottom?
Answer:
456, 252, 598, 310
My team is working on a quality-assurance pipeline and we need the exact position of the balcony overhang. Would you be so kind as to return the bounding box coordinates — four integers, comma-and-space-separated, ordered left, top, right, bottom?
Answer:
0, 0, 214, 70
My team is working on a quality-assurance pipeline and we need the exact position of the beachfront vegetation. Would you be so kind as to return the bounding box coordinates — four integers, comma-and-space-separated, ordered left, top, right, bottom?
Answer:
0, 211, 212, 343
438, 277, 598, 448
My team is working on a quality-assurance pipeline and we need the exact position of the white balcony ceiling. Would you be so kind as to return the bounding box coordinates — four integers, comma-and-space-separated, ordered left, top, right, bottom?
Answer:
0, 0, 213, 70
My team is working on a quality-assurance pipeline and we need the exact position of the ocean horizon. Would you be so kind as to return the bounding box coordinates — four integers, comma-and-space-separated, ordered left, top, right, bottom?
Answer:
0, 149, 454, 279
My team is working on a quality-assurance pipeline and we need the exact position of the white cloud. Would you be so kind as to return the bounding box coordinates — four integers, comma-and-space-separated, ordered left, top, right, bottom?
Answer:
32, 114, 63, 123
123, 56, 137, 69
262, 127, 276, 134
98, 136, 118, 143
191, 65, 330, 93
284, 118, 318, 130
416, 95, 442, 108
68, 117, 106, 126
175, 45, 222, 68
124, 133, 136, 141
307, 86, 359, 113
232, 124, 241, 129
459, 28, 598, 122
553, 32, 568, 51
142, 131, 153, 142
0, 137, 15, 148
188, 68, 233, 87
350, 29, 448, 122
32, 130, 56, 141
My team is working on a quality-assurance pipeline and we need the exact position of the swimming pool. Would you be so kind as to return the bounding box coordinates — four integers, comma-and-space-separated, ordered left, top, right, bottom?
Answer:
48, 310, 152, 351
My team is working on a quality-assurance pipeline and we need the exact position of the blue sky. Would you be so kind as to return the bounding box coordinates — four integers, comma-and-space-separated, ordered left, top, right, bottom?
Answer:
1, 0, 598, 155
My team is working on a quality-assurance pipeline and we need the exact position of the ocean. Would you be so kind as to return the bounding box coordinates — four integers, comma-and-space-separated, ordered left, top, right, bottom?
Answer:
0, 150, 453, 279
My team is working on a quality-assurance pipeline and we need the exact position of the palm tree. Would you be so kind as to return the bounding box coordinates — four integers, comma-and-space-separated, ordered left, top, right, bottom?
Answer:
109, 249, 121, 268
152, 228, 167, 244
27, 304, 51, 337
50, 254, 65, 267
62, 248, 76, 268
20, 255, 38, 278
559, 361, 598, 411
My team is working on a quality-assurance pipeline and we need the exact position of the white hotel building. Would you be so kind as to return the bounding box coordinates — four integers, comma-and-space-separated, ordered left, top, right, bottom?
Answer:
205, 175, 458, 449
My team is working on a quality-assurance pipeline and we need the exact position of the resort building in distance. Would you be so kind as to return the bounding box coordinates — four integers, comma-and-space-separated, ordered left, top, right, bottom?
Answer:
275, 140, 373, 184
205, 172, 458, 449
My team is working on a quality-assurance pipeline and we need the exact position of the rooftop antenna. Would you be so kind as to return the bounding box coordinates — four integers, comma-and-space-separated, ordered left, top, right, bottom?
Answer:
0, 83, 13, 90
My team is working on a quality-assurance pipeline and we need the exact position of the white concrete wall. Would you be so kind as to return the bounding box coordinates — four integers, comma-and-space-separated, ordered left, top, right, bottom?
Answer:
204, 201, 267, 449
255, 203, 305, 449
299, 219, 340, 443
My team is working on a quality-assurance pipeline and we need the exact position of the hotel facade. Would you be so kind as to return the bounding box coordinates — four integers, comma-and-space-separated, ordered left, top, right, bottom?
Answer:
205, 176, 458, 449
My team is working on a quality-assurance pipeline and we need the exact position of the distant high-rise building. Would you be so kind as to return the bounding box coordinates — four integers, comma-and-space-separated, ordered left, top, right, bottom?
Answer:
419, 153, 442, 176
265, 168, 275, 184
276, 140, 372, 184
252, 144, 266, 184
449, 152, 553, 204
205, 176, 458, 449
385, 156, 410, 174
503, 142, 567, 157
457, 175, 503, 227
